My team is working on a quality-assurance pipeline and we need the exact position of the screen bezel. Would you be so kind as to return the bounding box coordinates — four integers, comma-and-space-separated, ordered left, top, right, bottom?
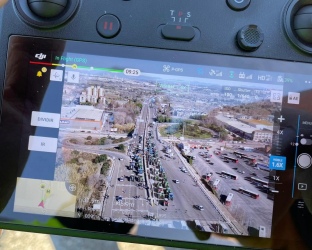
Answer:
0, 35, 311, 250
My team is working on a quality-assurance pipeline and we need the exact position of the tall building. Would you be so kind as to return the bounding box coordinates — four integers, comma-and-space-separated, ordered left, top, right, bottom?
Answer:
80, 85, 105, 104
80, 91, 87, 103
253, 130, 273, 143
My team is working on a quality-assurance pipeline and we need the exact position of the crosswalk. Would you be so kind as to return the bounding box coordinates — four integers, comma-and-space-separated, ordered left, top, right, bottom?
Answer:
112, 208, 149, 213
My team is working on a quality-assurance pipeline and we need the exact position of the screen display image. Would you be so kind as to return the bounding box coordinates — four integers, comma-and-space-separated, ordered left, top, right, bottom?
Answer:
0, 36, 312, 249
30, 57, 280, 235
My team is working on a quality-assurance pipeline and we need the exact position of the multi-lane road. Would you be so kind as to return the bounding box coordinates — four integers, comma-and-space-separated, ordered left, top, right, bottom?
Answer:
59, 100, 274, 237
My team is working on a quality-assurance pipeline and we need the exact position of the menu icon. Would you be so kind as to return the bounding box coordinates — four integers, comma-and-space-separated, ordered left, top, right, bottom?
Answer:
50, 69, 63, 82
67, 71, 80, 83
270, 90, 283, 103
287, 92, 300, 104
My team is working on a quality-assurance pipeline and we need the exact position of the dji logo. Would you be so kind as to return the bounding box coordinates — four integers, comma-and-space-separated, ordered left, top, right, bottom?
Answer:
35, 53, 46, 60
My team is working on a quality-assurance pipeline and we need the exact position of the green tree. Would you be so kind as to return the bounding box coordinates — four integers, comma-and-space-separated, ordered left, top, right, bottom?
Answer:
69, 158, 79, 164
118, 144, 125, 152
188, 157, 193, 165
135, 102, 143, 110
220, 131, 228, 140
98, 137, 106, 145
69, 139, 78, 144
94, 154, 108, 163
72, 150, 79, 155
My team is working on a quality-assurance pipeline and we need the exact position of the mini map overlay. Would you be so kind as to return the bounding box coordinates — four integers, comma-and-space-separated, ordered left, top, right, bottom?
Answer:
14, 178, 77, 217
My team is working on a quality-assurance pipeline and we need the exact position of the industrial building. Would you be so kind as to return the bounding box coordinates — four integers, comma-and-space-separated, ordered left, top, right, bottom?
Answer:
60, 106, 105, 130
216, 114, 273, 142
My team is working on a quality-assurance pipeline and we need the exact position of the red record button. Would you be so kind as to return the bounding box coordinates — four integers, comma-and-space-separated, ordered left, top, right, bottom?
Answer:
97, 14, 121, 38
161, 24, 195, 41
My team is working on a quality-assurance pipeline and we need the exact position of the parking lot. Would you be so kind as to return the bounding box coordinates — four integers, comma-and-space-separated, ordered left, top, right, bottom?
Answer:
189, 145, 274, 236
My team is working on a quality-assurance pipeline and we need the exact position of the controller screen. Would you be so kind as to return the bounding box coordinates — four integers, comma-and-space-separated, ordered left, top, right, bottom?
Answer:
0, 35, 311, 249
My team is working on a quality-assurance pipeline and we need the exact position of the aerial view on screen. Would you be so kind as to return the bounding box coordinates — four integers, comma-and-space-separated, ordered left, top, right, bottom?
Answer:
45, 57, 284, 238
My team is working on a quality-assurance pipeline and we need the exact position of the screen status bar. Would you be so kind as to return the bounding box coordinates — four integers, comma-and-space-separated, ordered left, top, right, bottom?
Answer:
31, 51, 312, 86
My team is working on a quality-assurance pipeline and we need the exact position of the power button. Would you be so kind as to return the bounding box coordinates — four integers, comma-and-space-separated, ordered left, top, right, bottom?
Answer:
227, 0, 251, 11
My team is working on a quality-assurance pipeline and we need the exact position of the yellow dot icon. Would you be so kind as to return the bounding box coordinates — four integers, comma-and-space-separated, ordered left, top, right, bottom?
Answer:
72, 64, 78, 69
41, 67, 47, 73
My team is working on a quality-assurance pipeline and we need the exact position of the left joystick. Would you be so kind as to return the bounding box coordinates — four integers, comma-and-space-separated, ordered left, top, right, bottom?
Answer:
27, 0, 68, 18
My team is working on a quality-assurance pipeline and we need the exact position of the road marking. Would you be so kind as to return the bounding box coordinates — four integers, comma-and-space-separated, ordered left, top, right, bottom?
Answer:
112, 209, 149, 212
111, 160, 120, 218
116, 184, 138, 187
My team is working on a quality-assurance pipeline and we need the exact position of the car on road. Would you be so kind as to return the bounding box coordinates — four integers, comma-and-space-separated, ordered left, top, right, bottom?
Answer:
118, 177, 124, 181
173, 179, 180, 183
209, 162, 214, 165
181, 169, 188, 173
116, 196, 123, 201
237, 170, 245, 174
193, 205, 204, 211
119, 158, 124, 161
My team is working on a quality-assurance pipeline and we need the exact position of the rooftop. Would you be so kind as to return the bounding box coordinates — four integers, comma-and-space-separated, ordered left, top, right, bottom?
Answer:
216, 115, 256, 134
61, 106, 104, 121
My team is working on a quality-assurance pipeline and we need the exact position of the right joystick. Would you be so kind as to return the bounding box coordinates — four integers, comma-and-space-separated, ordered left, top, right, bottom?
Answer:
27, 0, 68, 18
293, 6, 312, 44
284, 1, 312, 54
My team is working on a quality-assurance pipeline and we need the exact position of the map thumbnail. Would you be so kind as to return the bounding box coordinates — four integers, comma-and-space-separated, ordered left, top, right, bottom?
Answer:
14, 178, 77, 217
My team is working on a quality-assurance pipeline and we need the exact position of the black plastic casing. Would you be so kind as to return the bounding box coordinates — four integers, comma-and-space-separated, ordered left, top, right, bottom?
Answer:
0, 0, 311, 72
0, 0, 312, 97
0, 0, 312, 249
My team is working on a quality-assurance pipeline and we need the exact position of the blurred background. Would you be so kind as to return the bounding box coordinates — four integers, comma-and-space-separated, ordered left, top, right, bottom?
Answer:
0, 230, 185, 250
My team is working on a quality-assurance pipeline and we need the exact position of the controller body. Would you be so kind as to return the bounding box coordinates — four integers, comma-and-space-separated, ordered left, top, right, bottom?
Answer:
1, 1, 312, 249
0, 0, 311, 75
